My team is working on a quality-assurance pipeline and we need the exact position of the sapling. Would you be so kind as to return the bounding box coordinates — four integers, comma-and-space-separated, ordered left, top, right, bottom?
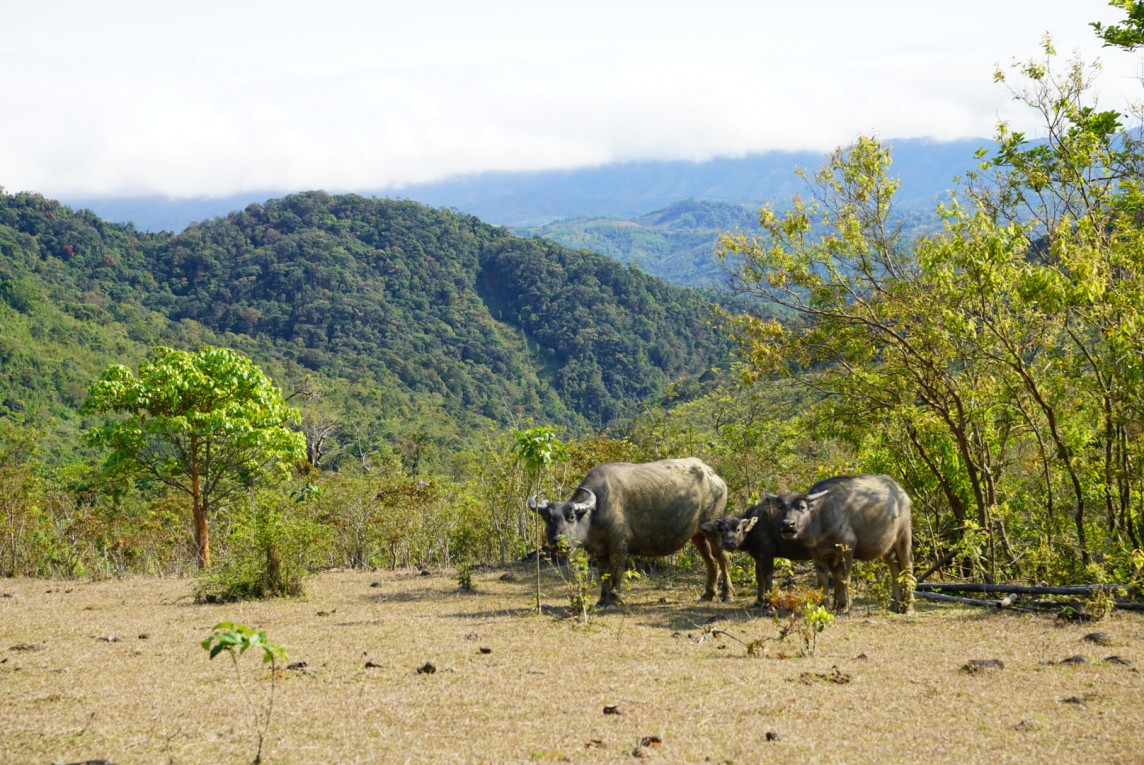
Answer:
556, 535, 591, 624
201, 622, 288, 765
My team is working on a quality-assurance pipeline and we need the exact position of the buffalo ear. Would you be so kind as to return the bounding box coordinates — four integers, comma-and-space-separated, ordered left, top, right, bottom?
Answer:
742, 516, 759, 533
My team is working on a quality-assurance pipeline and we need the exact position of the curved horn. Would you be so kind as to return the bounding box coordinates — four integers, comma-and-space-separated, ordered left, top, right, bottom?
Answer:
806, 490, 829, 502
764, 492, 780, 501
527, 494, 548, 511
571, 488, 597, 512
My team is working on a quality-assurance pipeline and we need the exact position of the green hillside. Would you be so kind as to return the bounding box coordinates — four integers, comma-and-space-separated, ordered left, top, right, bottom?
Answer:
517, 199, 759, 287
0, 189, 732, 465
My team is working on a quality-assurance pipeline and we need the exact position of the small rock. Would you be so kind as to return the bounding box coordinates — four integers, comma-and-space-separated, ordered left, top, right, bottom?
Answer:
1059, 655, 1087, 665
317, 609, 335, 617
1084, 632, 1114, 646
137, 634, 150, 640
1103, 655, 1133, 666
96, 635, 119, 643
419, 569, 431, 577
369, 581, 382, 588
417, 661, 436, 674
287, 661, 309, 671
1059, 696, 1087, 707
1014, 719, 1038, 732
498, 572, 518, 582
765, 731, 781, 741
639, 735, 662, 748
478, 647, 492, 654
603, 705, 622, 715
963, 659, 1004, 672
9, 642, 48, 652
364, 661, 383, 669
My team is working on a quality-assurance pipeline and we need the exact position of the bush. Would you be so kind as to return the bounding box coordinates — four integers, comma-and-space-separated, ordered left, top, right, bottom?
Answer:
195, 488, 328, 602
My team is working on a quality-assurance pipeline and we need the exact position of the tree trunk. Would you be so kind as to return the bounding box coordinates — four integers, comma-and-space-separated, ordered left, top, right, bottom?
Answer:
191, 435, 209, 568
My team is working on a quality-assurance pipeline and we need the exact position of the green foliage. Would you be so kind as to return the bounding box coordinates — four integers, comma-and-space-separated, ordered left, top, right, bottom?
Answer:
717, 40, 1144, 582
201, 622, 287, 765
201, 621, 288, 664
519, 200, 761, 286
0, 418, 49, 576
195, 487, 326, 602
0, 187, 731, 487
513, 425, 568, 615
555, 536, 592, 624
512, 426, 568, 471
1092, 1, 1144, 49
741, 587, 834, 658
455, 563, 475, 592
82, 345, 307, 567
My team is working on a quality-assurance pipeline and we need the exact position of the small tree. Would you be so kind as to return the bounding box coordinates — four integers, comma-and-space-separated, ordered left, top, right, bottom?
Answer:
82, 346, 307, 568
513, 426, 567, 614
201, 622, 288, 765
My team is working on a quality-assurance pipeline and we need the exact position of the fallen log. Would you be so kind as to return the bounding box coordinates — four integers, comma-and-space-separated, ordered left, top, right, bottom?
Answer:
914, 590, 1144, 613
916, 582, 1134, 597
914, 591, 1032, 611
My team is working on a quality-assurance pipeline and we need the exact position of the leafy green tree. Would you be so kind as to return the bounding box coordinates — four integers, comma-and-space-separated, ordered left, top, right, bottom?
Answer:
972, 39, 1144, 555
717, 32, 1144, 580
1092, 0, 1144, 49
82, 346, 306, 568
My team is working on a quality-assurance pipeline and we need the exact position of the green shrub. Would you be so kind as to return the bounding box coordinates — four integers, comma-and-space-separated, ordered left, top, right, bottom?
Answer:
195, 488, 328, 602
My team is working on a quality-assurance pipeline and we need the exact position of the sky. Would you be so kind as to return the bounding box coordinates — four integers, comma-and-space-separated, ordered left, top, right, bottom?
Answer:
2, 1, 1140, 200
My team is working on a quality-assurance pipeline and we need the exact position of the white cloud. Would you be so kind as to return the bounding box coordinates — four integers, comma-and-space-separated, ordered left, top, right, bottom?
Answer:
1, 1, 1139, 198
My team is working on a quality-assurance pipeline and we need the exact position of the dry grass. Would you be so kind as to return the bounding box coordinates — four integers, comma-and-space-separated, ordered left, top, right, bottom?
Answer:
2, 566, 1143, 765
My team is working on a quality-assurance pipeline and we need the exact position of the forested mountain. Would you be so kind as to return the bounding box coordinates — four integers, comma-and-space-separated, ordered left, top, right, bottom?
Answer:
517, 200, 759, 287
0, 189, 732, 463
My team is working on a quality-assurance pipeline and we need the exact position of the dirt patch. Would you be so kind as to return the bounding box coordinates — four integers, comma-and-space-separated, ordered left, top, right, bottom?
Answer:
2, 569, 1142, 764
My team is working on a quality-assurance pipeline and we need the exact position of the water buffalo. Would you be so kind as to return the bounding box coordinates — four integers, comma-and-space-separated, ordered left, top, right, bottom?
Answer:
528, 458, 732, 607
700, 503, 828, 608
771, 474, 913, 614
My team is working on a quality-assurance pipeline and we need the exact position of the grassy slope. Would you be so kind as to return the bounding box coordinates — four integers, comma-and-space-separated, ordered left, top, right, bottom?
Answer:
2, 570, 1142, 764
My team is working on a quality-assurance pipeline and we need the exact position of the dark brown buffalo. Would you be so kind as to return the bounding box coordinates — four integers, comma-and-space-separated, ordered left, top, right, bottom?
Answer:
771, 474, 913, 614
700, 503, 828, 608
528, 458, 731, 607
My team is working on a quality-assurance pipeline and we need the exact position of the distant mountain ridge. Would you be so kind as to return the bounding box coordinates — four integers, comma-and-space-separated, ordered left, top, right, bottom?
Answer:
59, 137, 987, 234
0, 190, 733, 462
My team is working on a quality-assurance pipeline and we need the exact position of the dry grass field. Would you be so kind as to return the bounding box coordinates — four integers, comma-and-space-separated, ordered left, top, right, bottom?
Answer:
2, 566, 1143, 765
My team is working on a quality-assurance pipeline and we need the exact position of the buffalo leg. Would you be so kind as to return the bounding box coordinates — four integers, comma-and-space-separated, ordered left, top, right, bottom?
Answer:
597, 553, 625, 607
754, 554, 774, 607
813, 560, 831, 592
888, 529, 914, 614
692, 533, 730, 602
828, 548, 854, 614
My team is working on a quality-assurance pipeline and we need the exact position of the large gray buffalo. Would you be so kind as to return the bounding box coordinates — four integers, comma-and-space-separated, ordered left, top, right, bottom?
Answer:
700, 503, 828, 608
770, 474, 913, 614
528, 458, 732, 607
